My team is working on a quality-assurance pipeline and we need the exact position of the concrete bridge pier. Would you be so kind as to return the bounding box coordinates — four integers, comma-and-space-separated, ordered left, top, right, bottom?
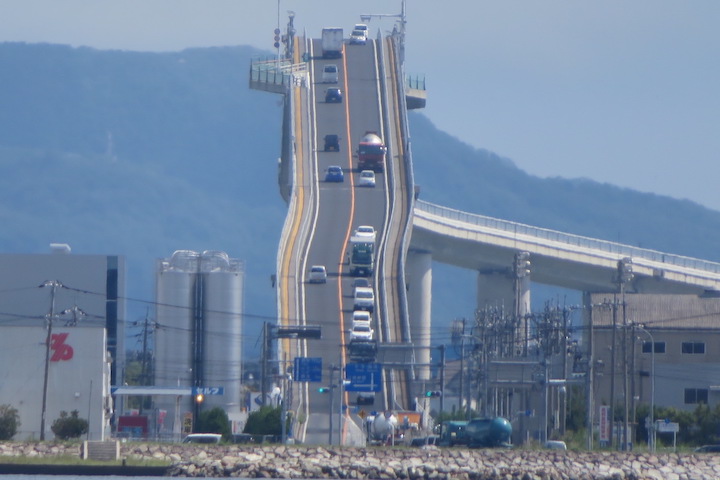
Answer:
406, 250, 433, 386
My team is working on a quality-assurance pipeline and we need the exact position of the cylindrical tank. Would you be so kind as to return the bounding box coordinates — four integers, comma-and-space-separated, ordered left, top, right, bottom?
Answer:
360, 132, 383, 145
466, 417, 513, 447
200, 251, 244, 417
155, 251, 199, 388
153, 250, 245, 435
154, 251, 199, 424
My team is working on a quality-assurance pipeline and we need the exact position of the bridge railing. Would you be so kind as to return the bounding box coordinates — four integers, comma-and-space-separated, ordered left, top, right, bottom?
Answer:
249, 56, 294, 88
415, 200, 720, 274
405, 75, 426, 91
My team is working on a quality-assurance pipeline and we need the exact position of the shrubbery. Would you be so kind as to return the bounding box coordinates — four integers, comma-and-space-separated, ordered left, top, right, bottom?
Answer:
0, 404, 20, 440
51, 410, 88, 440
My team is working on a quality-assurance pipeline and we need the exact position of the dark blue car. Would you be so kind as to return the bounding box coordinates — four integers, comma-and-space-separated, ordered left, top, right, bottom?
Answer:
325, 165, 344, 182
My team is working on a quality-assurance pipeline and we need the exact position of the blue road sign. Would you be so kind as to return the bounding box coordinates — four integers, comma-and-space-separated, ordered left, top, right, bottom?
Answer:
192, 386, 224, 396
294, 357, 323, 383
345, 362, 382, 392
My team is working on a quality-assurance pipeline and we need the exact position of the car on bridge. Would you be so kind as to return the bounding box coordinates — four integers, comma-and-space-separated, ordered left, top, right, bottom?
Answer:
321, 64, 338, 83
325, 87, 343, 103
349, 29, 367, 45
352, 277, 371, 289
354, 225, 376, 241
308, 265, 327, 283
353, 286, 375, 312
325, 165, 344, 182
350, 322, 373, 341
324, 134, 340, 152
358, 170, 376, 187
352, 310, 372, 325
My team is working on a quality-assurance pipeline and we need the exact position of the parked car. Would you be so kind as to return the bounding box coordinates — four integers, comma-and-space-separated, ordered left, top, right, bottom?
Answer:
321, 64, 338, 83
358, 169, 376, 187
410, 435, 440, 447
695, 444, 720, 453
325, 165, 344, 182
308, 265, 327, 283
324, 134, 340, 152
325, 87, 342, 103
182, 433, 222, 444
544, 440, 567, 450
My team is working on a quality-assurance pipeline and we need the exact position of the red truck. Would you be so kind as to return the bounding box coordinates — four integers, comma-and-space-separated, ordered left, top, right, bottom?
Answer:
357, 132, 387, 172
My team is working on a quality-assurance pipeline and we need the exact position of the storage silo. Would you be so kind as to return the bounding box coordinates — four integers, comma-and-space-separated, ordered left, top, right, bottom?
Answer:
200, 251, 244, 415
155, 250, 198, 424
154, 250, 244, 437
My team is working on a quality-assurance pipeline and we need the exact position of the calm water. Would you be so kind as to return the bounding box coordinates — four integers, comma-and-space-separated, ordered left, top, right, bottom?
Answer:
0, 477, 178, 480
0, 477, 304, 480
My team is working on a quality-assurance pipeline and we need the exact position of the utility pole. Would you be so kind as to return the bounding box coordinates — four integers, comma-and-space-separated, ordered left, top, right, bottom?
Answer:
618, 258, 633, 451
140, 308, 151, 414
439, 344, 446, 414
40, 280, 62, 441
585, 293, 595, 450
609, 296, 617, 449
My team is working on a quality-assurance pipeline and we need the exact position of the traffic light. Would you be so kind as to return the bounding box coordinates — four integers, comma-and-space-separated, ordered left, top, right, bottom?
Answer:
274, 28, 281, 49
195, 393, 205, 404
318, 387, 331, 393
424, 391, 442, 398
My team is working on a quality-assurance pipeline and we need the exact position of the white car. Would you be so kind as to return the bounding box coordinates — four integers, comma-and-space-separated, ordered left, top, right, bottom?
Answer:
350, 322, 374, 341
354, 24, 368, 38
308, 265, 327, 283
358, 170, 376, 187
322, 64, 338, 83
353, 286, 375, 312
352, 310, 372, 325
349, 29, 367, 45
354, 225, 376, 241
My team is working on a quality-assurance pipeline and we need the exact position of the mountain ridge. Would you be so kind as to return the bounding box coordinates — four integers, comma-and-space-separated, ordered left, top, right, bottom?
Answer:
1, 42, 718, 354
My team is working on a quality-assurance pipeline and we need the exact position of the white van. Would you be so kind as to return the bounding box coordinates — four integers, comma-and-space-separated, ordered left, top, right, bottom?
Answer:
322, 64, 339, 83
353, 287, 375, 313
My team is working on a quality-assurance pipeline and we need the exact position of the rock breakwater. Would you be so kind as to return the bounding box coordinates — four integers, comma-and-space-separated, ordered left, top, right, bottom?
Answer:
2, 441, 720, 479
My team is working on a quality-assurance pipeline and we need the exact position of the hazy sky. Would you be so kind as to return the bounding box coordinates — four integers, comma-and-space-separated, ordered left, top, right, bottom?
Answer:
3, 1, 719, 210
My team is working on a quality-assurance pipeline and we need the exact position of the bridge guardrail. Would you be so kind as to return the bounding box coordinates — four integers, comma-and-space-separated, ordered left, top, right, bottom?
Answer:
415, 200, 720, 274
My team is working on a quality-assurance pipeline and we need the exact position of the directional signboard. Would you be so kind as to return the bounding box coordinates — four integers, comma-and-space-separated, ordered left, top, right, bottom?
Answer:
345, 362, 382, 392
294, 357, 323, 383
192, 386, 224, 396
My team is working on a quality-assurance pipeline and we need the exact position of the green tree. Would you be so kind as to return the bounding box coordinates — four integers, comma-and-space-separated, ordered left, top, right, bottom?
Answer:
243, 405, 282, 436
51, 410, 89, 440
196, 407, 231, 438
0, 404, 21, 440
565, 385, 587, 432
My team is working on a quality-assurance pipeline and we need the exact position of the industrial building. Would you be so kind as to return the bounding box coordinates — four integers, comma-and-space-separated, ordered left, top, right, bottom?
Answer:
0, 246, 125, 440
153, 250, 245, 439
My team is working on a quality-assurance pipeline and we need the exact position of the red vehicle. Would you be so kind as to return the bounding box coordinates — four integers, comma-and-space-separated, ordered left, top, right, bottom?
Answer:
357, 132, 386, 172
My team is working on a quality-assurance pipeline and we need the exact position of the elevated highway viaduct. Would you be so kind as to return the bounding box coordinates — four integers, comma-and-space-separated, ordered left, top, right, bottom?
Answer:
251, 27, 720, 446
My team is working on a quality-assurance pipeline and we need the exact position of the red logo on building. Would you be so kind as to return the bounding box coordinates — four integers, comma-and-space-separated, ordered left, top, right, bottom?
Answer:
50, 333, 74, 361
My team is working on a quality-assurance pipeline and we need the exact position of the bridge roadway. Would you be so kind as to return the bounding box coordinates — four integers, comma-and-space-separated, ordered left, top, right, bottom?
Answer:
270, 32, 414, 446
260, 30, 720, 447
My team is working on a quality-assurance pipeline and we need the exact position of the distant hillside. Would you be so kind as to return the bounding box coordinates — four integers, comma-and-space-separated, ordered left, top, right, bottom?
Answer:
2, 42, 719, 354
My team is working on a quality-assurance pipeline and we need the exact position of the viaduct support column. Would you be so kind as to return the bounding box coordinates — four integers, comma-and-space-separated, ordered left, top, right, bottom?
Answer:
406, 250, 433, 386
